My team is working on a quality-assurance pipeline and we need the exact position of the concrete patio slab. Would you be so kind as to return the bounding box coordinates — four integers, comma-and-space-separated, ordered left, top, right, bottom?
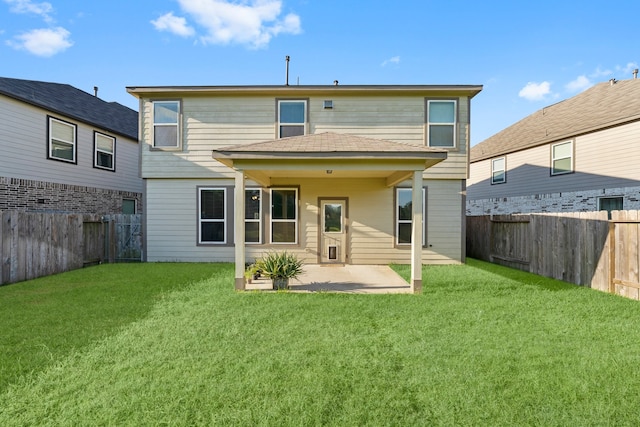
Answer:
245, 264, 412, 294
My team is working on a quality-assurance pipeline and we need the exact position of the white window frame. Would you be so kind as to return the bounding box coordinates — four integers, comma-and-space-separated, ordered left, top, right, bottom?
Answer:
152, 100, 181, 149
48, 116, 77, 163
245, 188, 262, 244
426, 99, 457, 148
491, 157, 506, 184
277, 100, 307, 138
198, 187, 226, 244
551, 140, 574, 175
94, 131, 115, 171
396, 188, 426, 246
270, 187, 298, 244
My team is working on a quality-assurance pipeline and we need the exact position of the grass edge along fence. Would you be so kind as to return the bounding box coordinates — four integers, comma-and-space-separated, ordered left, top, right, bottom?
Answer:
0, 211, 142, 286
466, 210, 640, 299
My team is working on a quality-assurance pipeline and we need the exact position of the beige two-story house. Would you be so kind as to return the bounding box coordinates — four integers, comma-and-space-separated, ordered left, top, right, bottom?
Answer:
127, 84, 482, 290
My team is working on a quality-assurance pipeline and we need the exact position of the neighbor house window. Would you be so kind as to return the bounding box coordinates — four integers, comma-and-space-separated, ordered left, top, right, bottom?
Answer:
48, 116, 77, 163
153, 100, 180, 149
396, 188, 426, 246
598, 196, 623, 219
199, 188, 226, 244
551, 141, 573, 175
278, 100, 307, 138
94, 132, 115, 171
270, 188, 297, 244
491, 157, 506, 184
426, 100, 457, 148
122, 199, 136, 214
245, 189, 262, 244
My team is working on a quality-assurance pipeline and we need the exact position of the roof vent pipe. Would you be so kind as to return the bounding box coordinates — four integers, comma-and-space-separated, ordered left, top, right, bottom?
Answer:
609, 78, 617, 86
285, 56, 290, 86
334, 80, 339, 86
634, 69, 638, 79
93, 86, 98, 97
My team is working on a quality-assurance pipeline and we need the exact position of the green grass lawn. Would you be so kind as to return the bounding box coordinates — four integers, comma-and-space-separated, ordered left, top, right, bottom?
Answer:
2, 259, 640, 425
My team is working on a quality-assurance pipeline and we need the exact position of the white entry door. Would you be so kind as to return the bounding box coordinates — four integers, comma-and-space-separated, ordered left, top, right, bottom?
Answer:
320, 199, 347, 264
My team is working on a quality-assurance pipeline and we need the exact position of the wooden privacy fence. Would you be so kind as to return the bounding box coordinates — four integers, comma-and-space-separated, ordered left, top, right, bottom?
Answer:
0, 211, 142, 286
466, 210, 640, 299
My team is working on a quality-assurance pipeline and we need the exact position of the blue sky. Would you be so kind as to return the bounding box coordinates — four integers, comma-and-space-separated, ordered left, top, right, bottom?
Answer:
1, 0, 638, 145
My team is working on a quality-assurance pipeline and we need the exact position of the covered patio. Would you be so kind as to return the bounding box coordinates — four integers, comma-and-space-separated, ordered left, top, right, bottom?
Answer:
212, 132, 447, 294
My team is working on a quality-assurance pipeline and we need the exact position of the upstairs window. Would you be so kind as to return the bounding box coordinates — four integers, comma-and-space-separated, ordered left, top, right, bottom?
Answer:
48, 116, 77, 163
551, 141, 573, 175
491, 157, 506, 184
278, 100, 306, 138
426, 100, 457, 148
153, 100, 180, 149
199, 188, 226, 244
94, 132, 115, 171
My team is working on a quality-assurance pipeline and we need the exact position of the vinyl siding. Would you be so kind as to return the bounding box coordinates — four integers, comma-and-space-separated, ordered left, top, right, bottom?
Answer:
468, 120, 640, 200
140, 95, 471, 180
0, 95, 142, 193
145, 177, 464, 264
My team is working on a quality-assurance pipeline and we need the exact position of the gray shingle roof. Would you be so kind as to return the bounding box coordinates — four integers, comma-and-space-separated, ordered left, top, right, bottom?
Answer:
216, 132, 447, 157
0, 77, 137, 140
470, 78, 640, 163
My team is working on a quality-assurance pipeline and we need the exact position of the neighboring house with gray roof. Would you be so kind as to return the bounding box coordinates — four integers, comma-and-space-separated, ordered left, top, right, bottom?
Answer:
0, 77, 142, 214
467, 76, 640, 216
127, 83, 482, 291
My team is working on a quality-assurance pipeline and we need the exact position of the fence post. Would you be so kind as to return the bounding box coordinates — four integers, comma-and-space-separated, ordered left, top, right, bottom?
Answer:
608, 220, 615, 294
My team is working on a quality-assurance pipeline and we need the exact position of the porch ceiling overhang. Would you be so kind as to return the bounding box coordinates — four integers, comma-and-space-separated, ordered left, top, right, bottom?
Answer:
212, 132, 447, 187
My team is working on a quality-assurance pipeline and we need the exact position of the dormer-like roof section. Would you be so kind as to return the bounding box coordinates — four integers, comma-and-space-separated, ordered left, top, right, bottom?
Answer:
0, 77, 138, 140
471, 78, 640, 162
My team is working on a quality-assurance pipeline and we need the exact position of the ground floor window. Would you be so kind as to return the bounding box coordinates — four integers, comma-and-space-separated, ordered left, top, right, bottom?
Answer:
396, 188, 426, 246
245, 189, 262, 244
598, 196, 623, 219
199, 188, 226, 243
271, 188, 298, 244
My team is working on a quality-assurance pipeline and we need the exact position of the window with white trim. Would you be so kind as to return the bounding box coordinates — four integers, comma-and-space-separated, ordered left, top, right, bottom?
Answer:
153, 100, 180, 148
491, 157, 506, 184
396, 188, 426, 246
551, 141, 573, 175
245, 189, 262, 244
94, 132, 115, 171
278, 100, 306, 138
270, 188, 297, 244
427, 100, 457, 148
48, 116, 76, 163
199, 188, 226, 244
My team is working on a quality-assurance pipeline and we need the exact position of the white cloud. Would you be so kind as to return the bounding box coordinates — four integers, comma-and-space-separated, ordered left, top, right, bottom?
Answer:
617, 62, 639, 76
7, 26, 72, 57
381, 56, 400, 67
154, 0, 301, 48
565, 75, 591, 93
589, 66, 612, 78
4, 0, 54, 22
518, 81, 552, 101
151, 12, 195, 37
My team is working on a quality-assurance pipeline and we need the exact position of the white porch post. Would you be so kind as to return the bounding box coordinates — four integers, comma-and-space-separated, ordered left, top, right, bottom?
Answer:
411, 170, 423, 293
234, 170, 246, 290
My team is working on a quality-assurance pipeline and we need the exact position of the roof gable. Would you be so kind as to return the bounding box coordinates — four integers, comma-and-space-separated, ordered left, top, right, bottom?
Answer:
0, 77, 138, 140
471, 78, 640, 162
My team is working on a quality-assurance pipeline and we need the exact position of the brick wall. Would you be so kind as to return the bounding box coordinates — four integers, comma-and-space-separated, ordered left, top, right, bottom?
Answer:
467, 186, 640, 216
0, 176, 143, 214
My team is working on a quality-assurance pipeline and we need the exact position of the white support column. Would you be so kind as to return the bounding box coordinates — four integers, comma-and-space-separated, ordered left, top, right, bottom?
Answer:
411, 170, 423, 293
234, 170, 246, 290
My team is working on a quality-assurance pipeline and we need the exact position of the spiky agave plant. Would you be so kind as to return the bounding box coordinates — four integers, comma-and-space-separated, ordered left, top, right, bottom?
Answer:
256, 251, 304, 279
